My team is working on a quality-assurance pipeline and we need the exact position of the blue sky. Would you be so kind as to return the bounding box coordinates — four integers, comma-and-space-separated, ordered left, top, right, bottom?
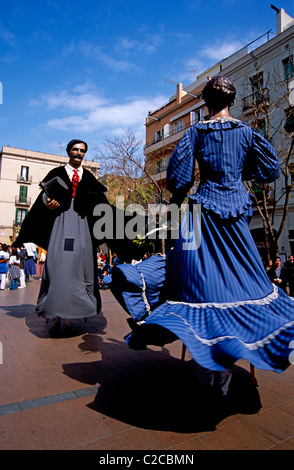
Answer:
1, 0, 294, 160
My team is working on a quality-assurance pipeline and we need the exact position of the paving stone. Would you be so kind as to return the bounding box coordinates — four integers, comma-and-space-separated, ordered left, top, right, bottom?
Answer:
1, 281, 294, 450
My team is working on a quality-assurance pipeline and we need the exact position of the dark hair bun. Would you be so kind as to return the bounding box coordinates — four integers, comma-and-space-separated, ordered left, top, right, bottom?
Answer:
202, 76, 236, 110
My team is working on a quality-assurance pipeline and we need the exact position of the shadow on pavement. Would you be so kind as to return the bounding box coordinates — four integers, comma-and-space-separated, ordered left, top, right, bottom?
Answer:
64, 353, 262, 433
1, 303, 108, 339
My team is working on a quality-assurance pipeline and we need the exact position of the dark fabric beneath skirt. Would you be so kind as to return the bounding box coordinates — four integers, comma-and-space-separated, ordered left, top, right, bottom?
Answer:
36, 200, 100, 319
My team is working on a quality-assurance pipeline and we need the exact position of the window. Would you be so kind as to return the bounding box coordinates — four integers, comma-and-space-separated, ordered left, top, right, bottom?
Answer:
289, 230, 294, 256
257, 118, 266, 136
174, 120, 183, 133
190, 111, 197, 125
154, 129, 164, 143
154, 157, 168, 174
290, 163, 294, 188
200, 108, 206, 120
190, 108, 206, 126
250, 72, 264, 104
15, 208, 28, 225
19, 186, 28, 203
243, 72, 269, 110
20, 166, 29, 181
285, 106, 294, 133
283, 56, 294, 81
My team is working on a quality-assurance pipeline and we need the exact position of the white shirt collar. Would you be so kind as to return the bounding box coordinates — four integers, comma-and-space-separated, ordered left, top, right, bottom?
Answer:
65, 163, 83, 179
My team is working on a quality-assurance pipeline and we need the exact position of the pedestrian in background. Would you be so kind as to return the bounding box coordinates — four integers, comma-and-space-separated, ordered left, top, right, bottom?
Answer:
267, 257, 287, 292
0, 243, 9, 291
283, 255, 294, 296
8, 248, 21, 290
24, 241, 37, 281
18, 244, 27, 288
265, 259, 273, 272
36, 247, 46, 278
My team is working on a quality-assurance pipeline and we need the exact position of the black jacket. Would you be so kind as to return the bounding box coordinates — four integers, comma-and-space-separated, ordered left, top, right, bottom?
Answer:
267, 265, 287, 292
14, 166, 109, 250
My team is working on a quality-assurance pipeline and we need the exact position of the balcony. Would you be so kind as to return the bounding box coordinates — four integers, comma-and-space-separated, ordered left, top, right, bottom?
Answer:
15, 196, 31, 206
242, 88, 269, 112
145, 121, 192, 152
17, 174, 32, 183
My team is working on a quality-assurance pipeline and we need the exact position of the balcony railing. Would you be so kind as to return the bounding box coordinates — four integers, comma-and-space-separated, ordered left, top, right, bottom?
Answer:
145, 121, 194, 150
242, 88, 269, 111
13, 220, 23, 227
17, 174, 32, 183
15, 196, 31, 205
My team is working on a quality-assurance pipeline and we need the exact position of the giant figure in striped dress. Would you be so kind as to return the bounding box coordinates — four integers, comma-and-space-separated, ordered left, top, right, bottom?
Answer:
115, 76, 294, 397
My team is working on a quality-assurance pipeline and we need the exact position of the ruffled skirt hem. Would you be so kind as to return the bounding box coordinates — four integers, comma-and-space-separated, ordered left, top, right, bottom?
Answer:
125, 286, 294, 373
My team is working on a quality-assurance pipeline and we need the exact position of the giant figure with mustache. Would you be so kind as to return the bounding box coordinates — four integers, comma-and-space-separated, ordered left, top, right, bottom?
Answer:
14, 139, 119, 337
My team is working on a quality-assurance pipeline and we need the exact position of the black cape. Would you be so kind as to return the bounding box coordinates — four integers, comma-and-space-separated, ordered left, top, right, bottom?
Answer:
13, 165, 146, 261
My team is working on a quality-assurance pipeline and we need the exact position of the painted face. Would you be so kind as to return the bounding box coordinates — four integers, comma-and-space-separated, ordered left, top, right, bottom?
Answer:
68, 142, 86, 168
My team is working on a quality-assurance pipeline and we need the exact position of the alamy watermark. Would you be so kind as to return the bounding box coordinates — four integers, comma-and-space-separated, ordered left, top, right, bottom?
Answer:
0, 341, 3, 365
92, 196, 201, 251
0, 82, 2, 104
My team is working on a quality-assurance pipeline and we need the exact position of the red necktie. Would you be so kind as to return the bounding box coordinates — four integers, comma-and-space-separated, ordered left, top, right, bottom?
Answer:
72, 169, 79, 198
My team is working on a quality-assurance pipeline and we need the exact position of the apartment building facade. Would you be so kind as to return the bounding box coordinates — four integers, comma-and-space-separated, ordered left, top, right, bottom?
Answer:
144, 74, 211, 202
0, 146, 100, 244
144, 6, 294, 260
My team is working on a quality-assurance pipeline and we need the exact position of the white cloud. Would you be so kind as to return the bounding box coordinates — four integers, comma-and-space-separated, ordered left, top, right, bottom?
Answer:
33, 85, 168, 142
39, 39, 142, 73
47, 96, 167, 131
78, 41, 141, 73
178, 38, 248, 83
201, 40, 244, 62
46, 90, 108, 112
115, 31, 163, 56
30, 83, 109, 110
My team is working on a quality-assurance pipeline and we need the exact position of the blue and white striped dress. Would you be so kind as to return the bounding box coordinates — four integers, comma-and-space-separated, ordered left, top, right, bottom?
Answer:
114, 118, 294, 373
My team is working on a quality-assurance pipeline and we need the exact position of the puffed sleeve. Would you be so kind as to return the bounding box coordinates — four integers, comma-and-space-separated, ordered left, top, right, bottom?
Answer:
242, 128, 280, 183
167, 127, 199, 206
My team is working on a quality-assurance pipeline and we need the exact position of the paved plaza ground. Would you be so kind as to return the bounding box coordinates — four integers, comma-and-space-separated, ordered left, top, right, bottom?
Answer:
1, 277, 294, 453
